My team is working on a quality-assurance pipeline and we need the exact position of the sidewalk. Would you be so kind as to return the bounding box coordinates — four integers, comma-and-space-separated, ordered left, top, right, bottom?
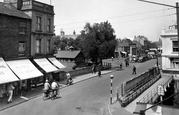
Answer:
0, 69, 114, 111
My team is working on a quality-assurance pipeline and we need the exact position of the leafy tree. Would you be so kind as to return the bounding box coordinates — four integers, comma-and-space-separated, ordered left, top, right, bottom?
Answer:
78, 21, 117, 64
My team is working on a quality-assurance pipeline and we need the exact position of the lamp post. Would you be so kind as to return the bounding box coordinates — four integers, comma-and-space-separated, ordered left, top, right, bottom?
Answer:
110, 75, 114, 104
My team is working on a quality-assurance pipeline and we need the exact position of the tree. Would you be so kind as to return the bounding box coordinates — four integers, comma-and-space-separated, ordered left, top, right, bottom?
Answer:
78, 21, 117, 64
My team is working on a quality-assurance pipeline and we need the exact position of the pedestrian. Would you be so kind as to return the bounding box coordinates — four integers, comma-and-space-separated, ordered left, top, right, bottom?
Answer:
7, 82, 15, 104
66, 71, 71, 85
112, 57, 113, 61
132, 65, 136, 75
21, 81, 26, 96
98, 64, 101, 77
92, 63, 95, 74
120, 62, 123, 70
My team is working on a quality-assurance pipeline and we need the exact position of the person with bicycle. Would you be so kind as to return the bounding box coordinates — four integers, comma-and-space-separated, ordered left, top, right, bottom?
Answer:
51, 79, 59, 97
43, 80, 51, 97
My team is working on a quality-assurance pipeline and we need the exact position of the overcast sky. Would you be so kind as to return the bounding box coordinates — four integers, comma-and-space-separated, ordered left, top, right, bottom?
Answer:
1, 0, 178, 41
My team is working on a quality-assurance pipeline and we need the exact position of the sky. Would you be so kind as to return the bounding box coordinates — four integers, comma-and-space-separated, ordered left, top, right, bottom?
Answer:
1, 0, 178, 41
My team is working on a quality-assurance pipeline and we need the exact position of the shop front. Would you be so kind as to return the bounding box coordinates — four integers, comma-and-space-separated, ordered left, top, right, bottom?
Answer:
47, 57, 66, 81
6, 59, 43, 94
0, 58, 19, 98
33, 58, 59, 84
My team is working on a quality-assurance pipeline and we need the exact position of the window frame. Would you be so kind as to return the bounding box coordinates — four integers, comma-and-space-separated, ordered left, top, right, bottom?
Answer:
47, 18, 51, 32
18, 42, 25, 56
36, 39, 41, 54
36, 16, 42, 31
19, 21, 26, 34
47, 39, 50, 53
172, 41, 179, 52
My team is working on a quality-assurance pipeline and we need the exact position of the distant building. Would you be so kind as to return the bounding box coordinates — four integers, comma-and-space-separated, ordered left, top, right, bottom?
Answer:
59, 29, 80, 39
54, 50, 85, 67
115, 38, 136, 58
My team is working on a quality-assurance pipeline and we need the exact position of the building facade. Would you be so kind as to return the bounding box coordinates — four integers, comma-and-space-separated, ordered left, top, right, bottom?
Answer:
161, 25, 179, 74
20, 0, 55, 57
115, 38, 136, 58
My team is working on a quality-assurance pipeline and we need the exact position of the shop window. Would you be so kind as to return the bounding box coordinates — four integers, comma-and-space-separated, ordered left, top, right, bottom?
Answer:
171, 58, 179, 68
173, 41, 179, 52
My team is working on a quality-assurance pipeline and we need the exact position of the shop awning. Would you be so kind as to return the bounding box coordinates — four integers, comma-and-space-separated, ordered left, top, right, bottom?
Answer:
48, 57, 65, 69
6, 59, 43, 80
34, 58, 59, 73
0, 58, 19, 84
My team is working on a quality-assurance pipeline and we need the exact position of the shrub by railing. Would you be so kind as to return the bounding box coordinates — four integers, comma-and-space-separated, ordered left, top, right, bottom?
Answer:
58, 62, 111, 81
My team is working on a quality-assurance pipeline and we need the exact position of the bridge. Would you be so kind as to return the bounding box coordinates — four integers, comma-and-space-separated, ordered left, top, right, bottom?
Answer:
116, 67, 175, 114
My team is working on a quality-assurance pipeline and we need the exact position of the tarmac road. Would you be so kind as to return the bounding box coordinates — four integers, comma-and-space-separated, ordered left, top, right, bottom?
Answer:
0, 58, 158, 115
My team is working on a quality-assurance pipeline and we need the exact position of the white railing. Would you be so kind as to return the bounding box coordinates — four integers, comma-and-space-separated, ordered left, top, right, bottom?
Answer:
139, 75, 173, 103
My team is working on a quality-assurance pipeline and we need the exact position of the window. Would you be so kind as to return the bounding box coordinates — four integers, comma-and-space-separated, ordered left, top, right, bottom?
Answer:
19, 22, 26, 34
47, 40, 50, 53
173, 41, 179, 52
47, 18, 51, 32
36, 16, 41, 31
19, 42, 25, 55
171, 58, 179, 68
36, 39, 41, 53
22, 0, 30, 6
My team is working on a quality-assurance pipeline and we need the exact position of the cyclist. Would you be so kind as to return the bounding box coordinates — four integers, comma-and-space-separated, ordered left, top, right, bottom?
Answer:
43, 80, 51, 97
51, 79, 59, 97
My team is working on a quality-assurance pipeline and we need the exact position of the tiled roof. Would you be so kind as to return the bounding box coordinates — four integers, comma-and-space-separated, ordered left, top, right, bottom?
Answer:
0, 2, 31, 19
55, 50, 81, 59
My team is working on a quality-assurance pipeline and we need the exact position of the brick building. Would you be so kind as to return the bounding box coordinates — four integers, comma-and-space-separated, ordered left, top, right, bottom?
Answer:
0, 2, 31, 60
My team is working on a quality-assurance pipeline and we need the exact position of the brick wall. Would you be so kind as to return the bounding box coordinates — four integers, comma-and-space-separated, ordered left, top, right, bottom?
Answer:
0, 15, 31, 60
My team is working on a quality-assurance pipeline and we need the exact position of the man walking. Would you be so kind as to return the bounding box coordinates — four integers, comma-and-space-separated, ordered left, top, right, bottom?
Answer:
7, 82, 15, 104
132, 65, 136, 75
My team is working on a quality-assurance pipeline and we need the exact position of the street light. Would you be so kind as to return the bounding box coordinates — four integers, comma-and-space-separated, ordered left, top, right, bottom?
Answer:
110, 75, 114, 104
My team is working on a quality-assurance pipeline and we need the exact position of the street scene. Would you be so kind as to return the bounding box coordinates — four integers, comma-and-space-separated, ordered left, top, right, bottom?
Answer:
0, 58, 158, 115
0, 0, 179, 115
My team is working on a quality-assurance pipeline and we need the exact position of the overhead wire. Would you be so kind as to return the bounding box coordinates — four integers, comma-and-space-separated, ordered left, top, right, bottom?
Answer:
55, 8, 175, 27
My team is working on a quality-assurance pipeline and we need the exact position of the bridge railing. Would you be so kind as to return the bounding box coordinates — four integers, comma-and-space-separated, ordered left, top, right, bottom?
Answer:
138, 75, 173, 103
116, 67, 161, 107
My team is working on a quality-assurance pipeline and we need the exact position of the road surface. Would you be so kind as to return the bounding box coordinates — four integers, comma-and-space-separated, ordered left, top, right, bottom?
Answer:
0, 59, 157, 115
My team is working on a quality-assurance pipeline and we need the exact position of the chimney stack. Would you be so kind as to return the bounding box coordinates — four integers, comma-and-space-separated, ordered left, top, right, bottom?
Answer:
4, 0, 22, 10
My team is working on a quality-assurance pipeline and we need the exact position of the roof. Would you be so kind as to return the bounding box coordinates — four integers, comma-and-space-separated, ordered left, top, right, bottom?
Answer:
0, 2, 31, 19
121, 38, 135, 45
55, 50, 81, 59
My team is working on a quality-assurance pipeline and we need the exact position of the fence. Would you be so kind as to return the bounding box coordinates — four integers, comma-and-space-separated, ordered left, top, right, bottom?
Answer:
116, 67, 161, 107
57, 61, 111, 80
